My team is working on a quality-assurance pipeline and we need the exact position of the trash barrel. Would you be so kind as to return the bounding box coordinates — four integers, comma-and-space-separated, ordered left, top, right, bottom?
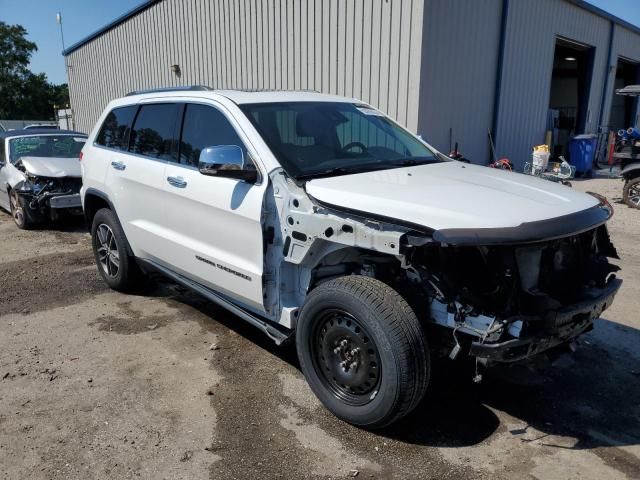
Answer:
569, 134, 598, 177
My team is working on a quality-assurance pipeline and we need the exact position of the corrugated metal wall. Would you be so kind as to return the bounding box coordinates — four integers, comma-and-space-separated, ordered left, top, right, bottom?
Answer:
600, 24, 640, 128
417, 0, 503, 163
66, 0, 424, 135
495, 0, 612, 167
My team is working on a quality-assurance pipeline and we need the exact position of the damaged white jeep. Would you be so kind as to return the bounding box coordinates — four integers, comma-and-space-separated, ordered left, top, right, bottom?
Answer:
81, 88, 621, 428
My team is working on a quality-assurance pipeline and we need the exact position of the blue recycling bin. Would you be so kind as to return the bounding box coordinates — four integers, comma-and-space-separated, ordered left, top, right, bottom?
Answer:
569, 134, 598, 177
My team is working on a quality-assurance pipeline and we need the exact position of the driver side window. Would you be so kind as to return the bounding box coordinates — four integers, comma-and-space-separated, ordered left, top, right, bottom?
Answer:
178, 104, 249, 167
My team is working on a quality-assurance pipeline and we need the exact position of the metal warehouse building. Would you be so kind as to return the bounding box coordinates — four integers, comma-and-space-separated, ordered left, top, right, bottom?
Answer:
64, 0, 640, 167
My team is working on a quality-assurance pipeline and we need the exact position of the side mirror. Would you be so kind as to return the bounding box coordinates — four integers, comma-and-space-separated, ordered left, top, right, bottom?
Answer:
198, 145, 257, 182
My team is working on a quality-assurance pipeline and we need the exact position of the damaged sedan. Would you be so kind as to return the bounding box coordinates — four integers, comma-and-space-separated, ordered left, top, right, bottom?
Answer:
0, 129, 87, 229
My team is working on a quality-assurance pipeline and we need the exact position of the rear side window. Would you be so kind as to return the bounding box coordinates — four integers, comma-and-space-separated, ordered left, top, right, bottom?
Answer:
178, 104, 245, 166
129, 103, 179, 161
95, 105, 137, 150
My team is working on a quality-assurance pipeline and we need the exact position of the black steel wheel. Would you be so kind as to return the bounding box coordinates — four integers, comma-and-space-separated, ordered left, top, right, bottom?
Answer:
312, 309, 382, 406
297, 276, 430, 429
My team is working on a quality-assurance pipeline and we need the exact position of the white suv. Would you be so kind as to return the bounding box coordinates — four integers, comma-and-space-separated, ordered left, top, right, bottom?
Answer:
81, 86, 621, 428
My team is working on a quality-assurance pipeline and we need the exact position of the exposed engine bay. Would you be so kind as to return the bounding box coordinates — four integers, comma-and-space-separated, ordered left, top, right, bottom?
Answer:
264, 170, 622, 369
401, 224, 621, 364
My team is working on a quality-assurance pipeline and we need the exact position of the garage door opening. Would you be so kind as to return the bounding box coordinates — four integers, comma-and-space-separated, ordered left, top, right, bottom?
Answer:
609, 57, 640, 132
548, 38, 595, 158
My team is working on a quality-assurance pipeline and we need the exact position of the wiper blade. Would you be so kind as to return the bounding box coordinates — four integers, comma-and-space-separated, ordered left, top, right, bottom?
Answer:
387, 157, 443, 166
298, 164, 394, 180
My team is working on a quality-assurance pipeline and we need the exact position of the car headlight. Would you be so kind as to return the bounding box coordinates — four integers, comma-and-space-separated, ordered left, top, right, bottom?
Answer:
21, 174, 47, 194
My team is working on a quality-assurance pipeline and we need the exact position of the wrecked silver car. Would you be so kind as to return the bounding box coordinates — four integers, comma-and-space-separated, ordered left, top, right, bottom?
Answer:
0, 130, 87, 229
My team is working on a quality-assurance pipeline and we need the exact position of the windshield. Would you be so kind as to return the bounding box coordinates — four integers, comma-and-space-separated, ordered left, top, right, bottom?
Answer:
240, 102, 442, 179
8, 135, 86, 164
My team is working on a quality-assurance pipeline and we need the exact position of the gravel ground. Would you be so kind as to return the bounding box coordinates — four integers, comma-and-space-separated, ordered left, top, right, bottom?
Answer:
0, 175, 639, 479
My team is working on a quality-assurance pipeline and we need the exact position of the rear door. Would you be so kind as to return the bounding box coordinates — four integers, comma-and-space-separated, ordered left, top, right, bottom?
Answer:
160, 102, 267, 312
104, 101, 180, 260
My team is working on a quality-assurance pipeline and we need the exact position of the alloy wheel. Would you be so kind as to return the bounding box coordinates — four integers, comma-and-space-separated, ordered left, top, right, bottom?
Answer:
96, 223, 120, 277
628, 182, 640, 207
9, 191, 25, 227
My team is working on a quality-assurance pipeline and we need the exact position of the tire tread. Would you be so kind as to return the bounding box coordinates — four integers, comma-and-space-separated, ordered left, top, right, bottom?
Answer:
300, 275, 429, 428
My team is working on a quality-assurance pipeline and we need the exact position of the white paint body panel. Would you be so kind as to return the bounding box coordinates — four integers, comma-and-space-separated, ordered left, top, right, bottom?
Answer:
161, 165, 266, 312
306, 162, 599, 231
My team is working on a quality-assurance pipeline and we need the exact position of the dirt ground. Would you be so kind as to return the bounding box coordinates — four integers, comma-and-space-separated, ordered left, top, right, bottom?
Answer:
1, 174, 639, 480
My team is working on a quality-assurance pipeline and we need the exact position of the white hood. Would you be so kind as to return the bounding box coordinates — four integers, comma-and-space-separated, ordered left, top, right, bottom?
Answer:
18, 156, 82, 178
306, 162, 599, 231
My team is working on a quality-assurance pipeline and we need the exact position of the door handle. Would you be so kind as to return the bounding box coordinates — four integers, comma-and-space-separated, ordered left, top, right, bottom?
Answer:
167, 176, 187, 188
111, 161, 126, 171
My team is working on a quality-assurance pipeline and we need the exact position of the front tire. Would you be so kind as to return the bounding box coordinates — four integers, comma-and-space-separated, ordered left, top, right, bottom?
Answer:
9, 190, 34, 229
623, 177, 640, 209
91, 208, 140, 292
296, 276, 429, 429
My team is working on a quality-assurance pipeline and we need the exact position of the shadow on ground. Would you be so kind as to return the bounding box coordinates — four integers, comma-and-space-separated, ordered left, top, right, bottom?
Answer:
141, 277, 640, 456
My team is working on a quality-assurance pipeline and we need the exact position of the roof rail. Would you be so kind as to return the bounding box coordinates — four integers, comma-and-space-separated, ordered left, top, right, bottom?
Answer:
125, 85, 213, 96
218, 88, 321, 94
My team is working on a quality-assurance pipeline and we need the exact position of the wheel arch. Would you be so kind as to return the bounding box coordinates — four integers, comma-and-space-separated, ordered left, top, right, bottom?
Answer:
621, 163, 640, 180
84, 188, 134, 256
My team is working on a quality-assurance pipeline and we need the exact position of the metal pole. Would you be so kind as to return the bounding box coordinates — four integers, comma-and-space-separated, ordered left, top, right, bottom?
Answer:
56, 13, 74, 130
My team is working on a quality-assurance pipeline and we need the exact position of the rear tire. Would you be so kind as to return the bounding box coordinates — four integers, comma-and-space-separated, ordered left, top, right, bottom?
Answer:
296, 276, 429, 429
91, 208, 140, 292
623, 177, 640, 209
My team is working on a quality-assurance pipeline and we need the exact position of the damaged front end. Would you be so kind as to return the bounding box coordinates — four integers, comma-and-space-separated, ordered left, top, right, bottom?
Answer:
404, 221, 621, 365
14, 174, 83, 219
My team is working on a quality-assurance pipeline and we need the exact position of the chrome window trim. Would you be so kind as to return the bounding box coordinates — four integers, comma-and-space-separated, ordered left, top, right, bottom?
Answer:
93, 98, 265, 185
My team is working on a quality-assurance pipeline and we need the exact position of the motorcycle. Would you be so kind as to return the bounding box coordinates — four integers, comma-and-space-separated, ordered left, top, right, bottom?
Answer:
614, 85, 640, 209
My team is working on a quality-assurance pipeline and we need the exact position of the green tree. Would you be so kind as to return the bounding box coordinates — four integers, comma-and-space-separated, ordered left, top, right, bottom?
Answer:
0, 21, 68, 120
0, 22, 37, 118
50, 83, 70, 109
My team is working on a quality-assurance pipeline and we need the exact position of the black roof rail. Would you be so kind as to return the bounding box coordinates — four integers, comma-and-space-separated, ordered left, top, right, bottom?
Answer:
125, 85, 213, 96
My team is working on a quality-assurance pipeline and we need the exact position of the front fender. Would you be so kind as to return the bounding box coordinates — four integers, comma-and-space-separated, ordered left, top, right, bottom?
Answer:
4, 164, 26, 191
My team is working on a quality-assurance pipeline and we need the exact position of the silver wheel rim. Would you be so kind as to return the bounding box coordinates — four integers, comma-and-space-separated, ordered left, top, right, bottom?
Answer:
96, 224, 120, 277
10, 192, 24, 226
629, 184, 640, 207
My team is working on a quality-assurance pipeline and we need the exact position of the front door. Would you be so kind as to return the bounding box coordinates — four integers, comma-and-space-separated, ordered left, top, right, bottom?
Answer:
160, 102, 267, 312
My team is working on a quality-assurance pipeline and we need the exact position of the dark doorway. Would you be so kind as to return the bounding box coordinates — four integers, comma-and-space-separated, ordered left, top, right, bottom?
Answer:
548, 38, 595, 158
609, 57, 640, 132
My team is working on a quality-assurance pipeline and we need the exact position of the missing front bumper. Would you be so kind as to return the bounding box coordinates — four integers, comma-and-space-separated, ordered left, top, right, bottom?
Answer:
469, 277, 622, 363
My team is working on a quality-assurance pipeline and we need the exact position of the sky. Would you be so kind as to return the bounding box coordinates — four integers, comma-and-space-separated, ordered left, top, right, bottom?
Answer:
0, 0, 639, 86
0, 0, 148, 85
